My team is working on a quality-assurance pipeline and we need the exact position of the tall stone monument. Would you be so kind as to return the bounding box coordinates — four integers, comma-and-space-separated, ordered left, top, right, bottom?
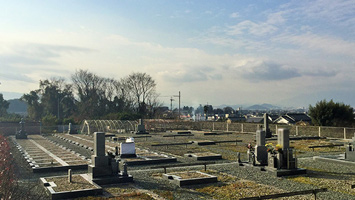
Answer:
263, 113, 272, 138
88, 132, 133, 184
136, 119, 149, 134
266, 128, 306, 176
16, 118, 27, 139
254, 130, 267, 165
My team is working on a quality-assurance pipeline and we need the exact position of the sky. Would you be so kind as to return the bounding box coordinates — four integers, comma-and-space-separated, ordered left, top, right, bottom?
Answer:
0, 0, 354, 109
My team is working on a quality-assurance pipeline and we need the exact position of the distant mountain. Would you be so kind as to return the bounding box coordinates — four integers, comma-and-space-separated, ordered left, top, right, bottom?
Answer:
247, 104, 267, 110
260, 103, 281, 110
7, 99, 28, 116
246, 104, 281, 110
215, 104, 249, 110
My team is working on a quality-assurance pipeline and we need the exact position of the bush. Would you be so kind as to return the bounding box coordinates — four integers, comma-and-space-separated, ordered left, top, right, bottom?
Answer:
309, 99, 354, 127
0, 135, 16, 198
41, 114, 58, 126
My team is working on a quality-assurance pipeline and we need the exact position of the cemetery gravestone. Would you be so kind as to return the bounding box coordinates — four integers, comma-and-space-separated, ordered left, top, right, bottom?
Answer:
89, 132, 111, 178
88, 132, 133, 184
120, 137, 136, 158
136, 119, 149, 134
16, 118, 27, 139
68, 123, 77, 134
266, 128, 306, 176
264, 113, 272, 138
255, 130, 267, 165
345, 134, 355, 161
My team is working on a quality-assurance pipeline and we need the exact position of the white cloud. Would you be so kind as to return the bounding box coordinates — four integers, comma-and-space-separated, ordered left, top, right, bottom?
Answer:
227, 20, 278, 36
267, 11, 286, 24
299, 0, 355, 26
230, 12, 239, 18
274, 33, 355, 57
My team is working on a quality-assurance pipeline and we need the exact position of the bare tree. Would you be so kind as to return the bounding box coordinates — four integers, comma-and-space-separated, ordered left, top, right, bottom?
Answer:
123, 72, 157, 115
71, 69, 106, 119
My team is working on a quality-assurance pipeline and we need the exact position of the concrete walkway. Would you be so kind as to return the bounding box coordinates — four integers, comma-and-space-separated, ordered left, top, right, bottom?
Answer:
29, 139, 69, 166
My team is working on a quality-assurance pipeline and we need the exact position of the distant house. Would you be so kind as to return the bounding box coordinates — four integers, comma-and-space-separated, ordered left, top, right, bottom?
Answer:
260, 114, 279, 124
226, 116, 246, 123
246, 117, 263, 123
274, 113, 312, 125
269, 114, 279, 121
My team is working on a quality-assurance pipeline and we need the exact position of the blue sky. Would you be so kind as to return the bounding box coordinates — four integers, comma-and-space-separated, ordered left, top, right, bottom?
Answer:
0, 0, 354, 108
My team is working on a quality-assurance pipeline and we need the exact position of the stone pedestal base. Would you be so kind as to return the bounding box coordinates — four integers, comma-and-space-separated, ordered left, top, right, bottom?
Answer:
90, 174, 133, 185
91, 155, 109, 167
88, 165, 112, 178
345, 147, 355, 161
265, 167, 307, 177
16, 133, 27, 139
136, 131, 149, 134
120, 154, 137, 158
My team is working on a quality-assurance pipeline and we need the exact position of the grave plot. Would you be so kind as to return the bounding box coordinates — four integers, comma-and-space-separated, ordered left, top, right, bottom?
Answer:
143, 133, 242, 161
163, 171, 217, 187
55, 133, 115, 152
191, 140, 216, 145
104, 184, 156, 199
54, 133, 177, 165
152, 169, 319, 199
184, 152, 222, 160
195, 170, 321, 199
259, 139, 345, 158
123, 148, 177, 165
290, 157, 355, 197
203, 131, 232, 135
40, 174, 102, 200
13, 135, 88, 173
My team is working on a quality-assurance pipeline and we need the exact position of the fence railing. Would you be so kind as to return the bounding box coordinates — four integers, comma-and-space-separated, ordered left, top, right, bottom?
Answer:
145, 120, 355, 140
0, 125, 81, 136
2, 120, 355, 140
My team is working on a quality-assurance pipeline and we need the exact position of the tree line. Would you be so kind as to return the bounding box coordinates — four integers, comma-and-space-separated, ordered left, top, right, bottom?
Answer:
19, 70, 160, 125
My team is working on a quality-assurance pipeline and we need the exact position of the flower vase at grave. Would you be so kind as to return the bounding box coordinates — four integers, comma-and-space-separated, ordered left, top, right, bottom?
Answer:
268, 152, 278, 168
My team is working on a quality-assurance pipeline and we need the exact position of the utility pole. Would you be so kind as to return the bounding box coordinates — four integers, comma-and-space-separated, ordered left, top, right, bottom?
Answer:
178, 91, 181, 120
173, 91, 181, 120
161, 91, 181, 120
170, 97, 174, 111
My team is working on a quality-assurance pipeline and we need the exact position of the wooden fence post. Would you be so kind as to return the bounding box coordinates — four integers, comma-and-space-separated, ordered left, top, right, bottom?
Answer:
241, 124, 244, 133
344, 128, 346, 140
318, 127, 321, 137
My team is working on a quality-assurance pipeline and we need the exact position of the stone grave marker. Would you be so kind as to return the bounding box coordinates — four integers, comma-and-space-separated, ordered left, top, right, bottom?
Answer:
264, 113, 272, 138
88, 132, 133, 184
16, 118, 27, 139
89, 132, 111, 178
68, 123, 77, 134
136, 119, 149, 134
120, 137, 136, 158
265, 128, 306, 176
345, 133, 355, 161
278, 128, 290, 150
68, 169, 72, 183
255, 130, 267, 165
